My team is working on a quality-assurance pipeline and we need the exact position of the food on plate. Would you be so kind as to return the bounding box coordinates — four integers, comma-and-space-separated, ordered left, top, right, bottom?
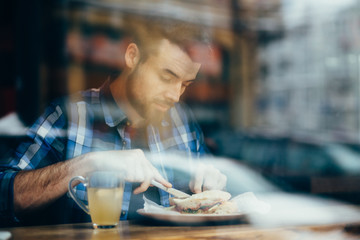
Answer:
171, 190, 238, 214
208, 200, 238, 214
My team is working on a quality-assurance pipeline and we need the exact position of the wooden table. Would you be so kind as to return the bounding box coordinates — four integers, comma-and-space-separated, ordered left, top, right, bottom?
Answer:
1, 220, 360, 240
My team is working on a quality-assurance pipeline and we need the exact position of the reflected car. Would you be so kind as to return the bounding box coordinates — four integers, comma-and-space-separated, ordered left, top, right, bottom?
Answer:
164, 153, 360, 228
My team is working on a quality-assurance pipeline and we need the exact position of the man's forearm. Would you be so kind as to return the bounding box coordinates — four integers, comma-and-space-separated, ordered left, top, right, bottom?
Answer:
13, 154, 93, 214
12, 149, 172, 215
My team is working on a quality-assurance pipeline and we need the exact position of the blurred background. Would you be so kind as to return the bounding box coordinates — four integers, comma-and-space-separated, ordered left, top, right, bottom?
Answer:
1, 0, 360, 206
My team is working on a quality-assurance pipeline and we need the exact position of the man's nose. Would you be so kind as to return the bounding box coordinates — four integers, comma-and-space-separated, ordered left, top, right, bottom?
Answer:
165, 82, 182, 103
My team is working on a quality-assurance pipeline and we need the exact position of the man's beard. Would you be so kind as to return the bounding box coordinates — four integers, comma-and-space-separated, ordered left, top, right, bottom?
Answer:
126, 68, 168, 125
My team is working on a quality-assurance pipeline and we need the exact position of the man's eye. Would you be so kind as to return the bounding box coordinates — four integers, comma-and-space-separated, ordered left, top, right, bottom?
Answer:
161, 76, 173, 83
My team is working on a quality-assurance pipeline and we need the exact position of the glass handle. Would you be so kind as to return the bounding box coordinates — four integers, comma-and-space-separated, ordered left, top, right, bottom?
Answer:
68, 176, 90, 214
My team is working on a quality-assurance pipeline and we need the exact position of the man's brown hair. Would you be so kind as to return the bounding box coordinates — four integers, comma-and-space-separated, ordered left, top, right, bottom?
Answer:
123, 15, 201, 63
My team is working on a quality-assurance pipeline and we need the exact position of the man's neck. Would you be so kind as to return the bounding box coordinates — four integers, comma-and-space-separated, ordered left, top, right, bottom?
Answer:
109, 75, 145, 128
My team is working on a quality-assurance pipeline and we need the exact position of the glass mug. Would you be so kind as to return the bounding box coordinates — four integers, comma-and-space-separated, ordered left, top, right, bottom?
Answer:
68, 171, 124, 229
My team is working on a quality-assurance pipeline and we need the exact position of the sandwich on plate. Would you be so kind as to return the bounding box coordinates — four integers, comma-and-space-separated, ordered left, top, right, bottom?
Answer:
171, 190, 238, 214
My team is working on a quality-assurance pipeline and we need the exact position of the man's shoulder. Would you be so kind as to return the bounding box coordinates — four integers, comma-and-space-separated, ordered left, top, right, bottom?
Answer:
48, 88, 101, 108
67, 88, 101, 105
43, 88, 102, 121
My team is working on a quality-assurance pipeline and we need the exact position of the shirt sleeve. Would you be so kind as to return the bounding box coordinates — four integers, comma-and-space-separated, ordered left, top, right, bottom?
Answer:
0, 169, 18, 225
0, 100, 68, 224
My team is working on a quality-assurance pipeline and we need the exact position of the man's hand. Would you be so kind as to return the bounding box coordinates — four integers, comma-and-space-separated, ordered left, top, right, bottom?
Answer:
189, 163, 227, 193
89, 149, 172, 194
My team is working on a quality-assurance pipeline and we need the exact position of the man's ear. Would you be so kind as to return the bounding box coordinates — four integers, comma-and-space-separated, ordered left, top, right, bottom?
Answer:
125, 43, 140, 68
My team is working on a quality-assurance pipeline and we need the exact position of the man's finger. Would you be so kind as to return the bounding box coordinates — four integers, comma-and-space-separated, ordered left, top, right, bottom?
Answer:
192, 169, 204, 193
133, 180, 151, 194
219, 174, 227, 189
153, 170, 172, 188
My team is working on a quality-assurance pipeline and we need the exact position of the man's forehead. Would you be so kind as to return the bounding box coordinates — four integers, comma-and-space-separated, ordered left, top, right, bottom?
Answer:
157, 39, 201, 80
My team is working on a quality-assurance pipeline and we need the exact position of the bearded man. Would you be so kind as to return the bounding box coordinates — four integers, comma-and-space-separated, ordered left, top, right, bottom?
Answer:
0, 17, 226, 226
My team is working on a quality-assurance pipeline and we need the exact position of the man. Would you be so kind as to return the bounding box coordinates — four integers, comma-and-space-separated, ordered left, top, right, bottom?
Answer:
0, 17, 226, 226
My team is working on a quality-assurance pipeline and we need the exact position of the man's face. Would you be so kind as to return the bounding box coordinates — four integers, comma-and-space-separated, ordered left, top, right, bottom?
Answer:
126, 39, 201, 124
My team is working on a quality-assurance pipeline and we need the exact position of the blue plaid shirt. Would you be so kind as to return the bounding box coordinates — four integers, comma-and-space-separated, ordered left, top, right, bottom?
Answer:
0, 80, 207, 224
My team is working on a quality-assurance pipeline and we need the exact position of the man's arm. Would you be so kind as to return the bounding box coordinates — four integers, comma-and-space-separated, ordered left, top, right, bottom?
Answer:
13, 154, 90, 214
13, 149, 171, 214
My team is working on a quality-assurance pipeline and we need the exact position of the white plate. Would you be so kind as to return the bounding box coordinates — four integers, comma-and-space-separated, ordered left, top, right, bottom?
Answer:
137, 209, 247, 224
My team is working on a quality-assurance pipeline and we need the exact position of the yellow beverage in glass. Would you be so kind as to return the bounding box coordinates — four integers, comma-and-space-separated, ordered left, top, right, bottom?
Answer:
88, 187, 124, 228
